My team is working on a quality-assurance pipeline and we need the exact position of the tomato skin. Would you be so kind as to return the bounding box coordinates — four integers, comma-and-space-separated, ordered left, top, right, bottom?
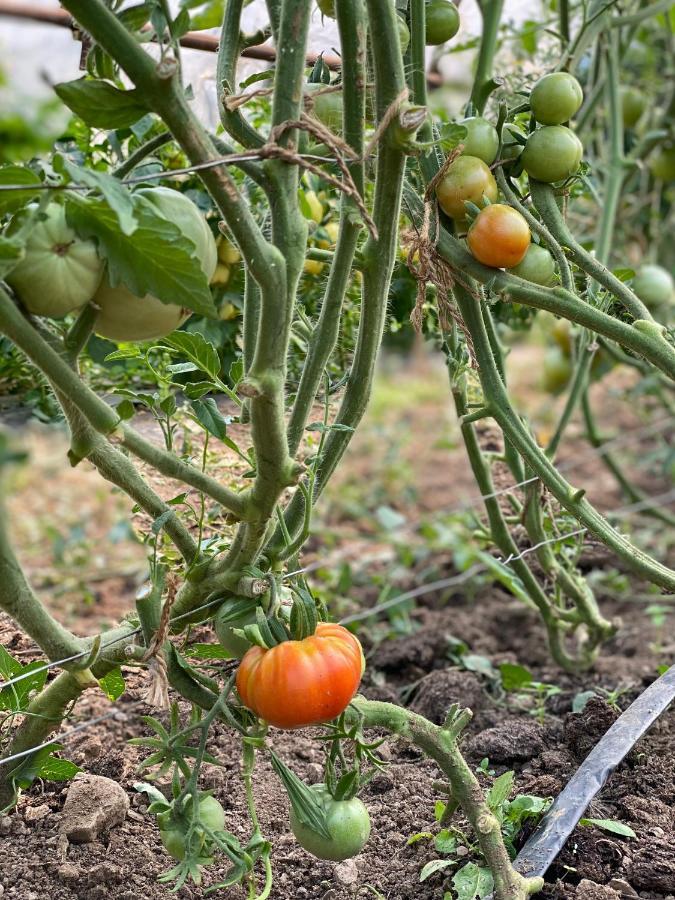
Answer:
467, 204, 530, 269
435, 156, 498, 220
507, 243, 556, 285
93, 187, 217, 341
458, 117, 499, 165
650, 146, 675, 182
236, 622, 364, 729
632, 264, 674, 309
425, 0, 460, 45
522, 125, 583, 183
290, 784, 371, 861
161, 828, 188, 861
530, 72, 583, 125
543, 347, 572, 393
306, 83, 343, 133
6, 202, 104, 318
620, 87, 643, 129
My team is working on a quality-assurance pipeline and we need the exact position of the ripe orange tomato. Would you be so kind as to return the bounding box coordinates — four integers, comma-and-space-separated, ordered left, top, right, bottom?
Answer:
467, 204, 530, 268
236, 622, 364, 729
435, 156, 498, 220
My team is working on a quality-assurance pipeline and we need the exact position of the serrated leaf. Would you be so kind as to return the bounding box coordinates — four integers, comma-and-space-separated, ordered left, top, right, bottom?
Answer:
184, 643, 232, 660
191, 398, 229, 440
104, 347, 143, 361
65, 194, 215, 316
117, 2, 151, 31
62, 161, 137, 236
54, 78, 149, 129
189, 0, 225, 29
434, 829, 458, 854
0, 650, 47, 712
162, 332, 221, 379
580, 818, 636, 838
0, 165, 42, 215
453, 863, 494, 900
420, 859, 456, 882
38, 754, 81, 782
184, 381, 215, 399
98, 667, 125, 701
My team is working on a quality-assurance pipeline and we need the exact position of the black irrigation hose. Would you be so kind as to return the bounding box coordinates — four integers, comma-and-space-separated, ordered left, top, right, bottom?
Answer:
512, 663, 675, 883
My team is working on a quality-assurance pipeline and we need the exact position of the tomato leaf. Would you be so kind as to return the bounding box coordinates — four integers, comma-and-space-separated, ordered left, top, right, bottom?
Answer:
37, 753, 81, 782
65, 194, 216, 317
420, 859, 456, 882
191, 398, 229, 440
54, 77, 150, 129
62, 161, 137, 236
486, 770, 514, 812
500, 663, 533, 692
0, 165, 42, 215
98, 667, 126, 701
162, 332, 221, 380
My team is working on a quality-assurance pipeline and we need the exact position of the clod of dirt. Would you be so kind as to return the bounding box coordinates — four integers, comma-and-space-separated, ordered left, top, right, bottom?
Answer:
335, 858, 359, 886
564, 697, 618, 761
369, 626, 450, 675
464, 718, 546, 763
606, 878, 637, 896
575, 879, 621, 900
409, 669, 485, 724
60, 773, 129, 843
23, 803, 50, 823
629, 842, 675, 893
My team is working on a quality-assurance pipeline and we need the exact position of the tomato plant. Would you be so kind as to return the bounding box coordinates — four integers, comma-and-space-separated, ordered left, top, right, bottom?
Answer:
435, 156, 498, 219
620, 87, 643, 129
6, 202, 104, 317
425, 0, 460, 45
521, 125, 583, 183
542, 347, 572, 393
289, 784, 371, 861
650, 145, 675, 181
632, 264, 674, 309
467, 204, 531, 269
529, 72, 583, 125
236, 623, 364, 729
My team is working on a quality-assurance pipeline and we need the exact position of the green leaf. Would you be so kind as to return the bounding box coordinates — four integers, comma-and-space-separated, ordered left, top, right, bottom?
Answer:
0, 235, 25, 279
0, 165, 42, 215
434, 829, 458, 855
191, 398, 230, 440
117, 2, 151, 31
184, 381, 215, 399
572, 690, 596, 713
54, 78, 149, 129
229, 357, 244, 386
184, 643, 232, 660
269, 751, 331, 840
580, 818, 636, 838
420, 859, 456, 882
452, 863, 494, 900
65, 194, 216, 317
306, 422, 355, 434
162, 331, 221, 379
104, 347, 142, 361
62, 161, 137, 236
98, 667, 125, 701
487, 770, 514, 811
0, 649, 47, 713
500, 663, 533, 692
38, 754, 81, 782
189, 0, 225, 29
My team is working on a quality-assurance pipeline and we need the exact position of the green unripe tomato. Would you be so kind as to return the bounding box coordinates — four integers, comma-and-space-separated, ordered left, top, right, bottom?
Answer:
620, 87, 643, 129
93, 187, 217, 342
289, 785, 371, 861
458, 117, 499, 165
397, 16, 410, 55
306, 82, 343, 133
508, 243, 556, 285
425, 0, 460, 45
316, 0, 335, 16
522, 125, 583, 183
650, 146, 675, 182
542, 347, 572, 394
435, 155, 498, 220
160, 829, 188, 861
632, 264, 674, 309
6, 202, 104, 318
529, 72, 583, 125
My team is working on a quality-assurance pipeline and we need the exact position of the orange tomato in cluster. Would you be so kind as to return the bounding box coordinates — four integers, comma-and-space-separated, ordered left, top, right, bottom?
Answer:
236, 622, 364, 729
467, 204, 531, 268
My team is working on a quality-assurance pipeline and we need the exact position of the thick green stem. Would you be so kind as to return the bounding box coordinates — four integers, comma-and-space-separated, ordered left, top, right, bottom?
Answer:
470, 1, 505, 114
349, 698, 543, 900
216, 0, 265, 150
453, 285, 675, 591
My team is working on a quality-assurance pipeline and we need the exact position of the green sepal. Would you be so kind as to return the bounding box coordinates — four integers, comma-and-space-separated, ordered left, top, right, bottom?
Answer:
269, 751, 331, 839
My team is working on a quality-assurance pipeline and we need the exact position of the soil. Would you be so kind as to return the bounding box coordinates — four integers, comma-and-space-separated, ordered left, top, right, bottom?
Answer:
1, 351, 674, 900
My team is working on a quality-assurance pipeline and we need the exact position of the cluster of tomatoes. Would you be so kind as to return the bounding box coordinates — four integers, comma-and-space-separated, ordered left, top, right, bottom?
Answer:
316, 0, 460, 47
435, 72, 586, 277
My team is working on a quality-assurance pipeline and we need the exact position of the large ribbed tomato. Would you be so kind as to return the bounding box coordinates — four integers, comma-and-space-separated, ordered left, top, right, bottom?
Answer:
236, 623, 364, 729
